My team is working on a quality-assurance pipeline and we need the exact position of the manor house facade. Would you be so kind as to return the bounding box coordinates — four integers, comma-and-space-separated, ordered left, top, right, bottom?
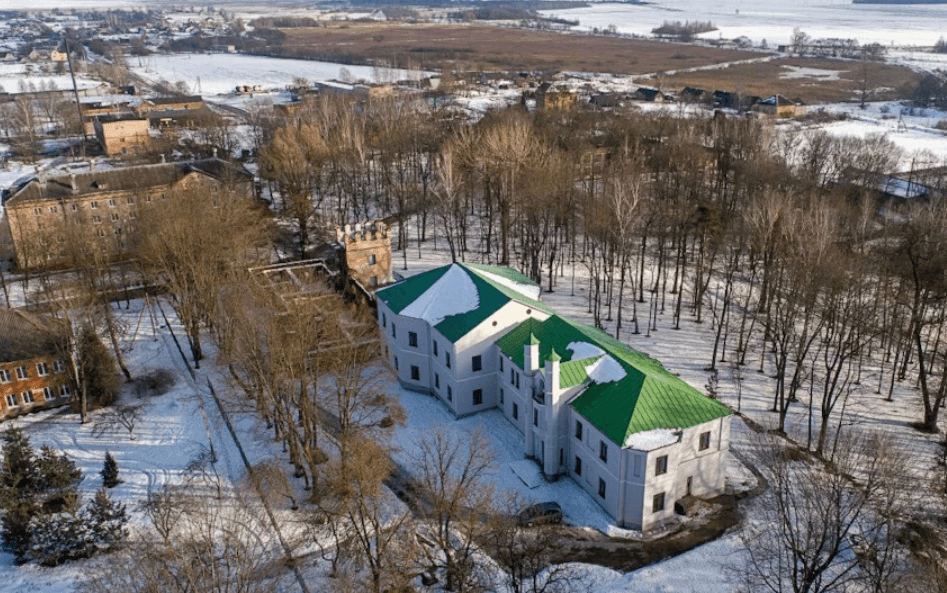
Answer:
376, 263, 731, 532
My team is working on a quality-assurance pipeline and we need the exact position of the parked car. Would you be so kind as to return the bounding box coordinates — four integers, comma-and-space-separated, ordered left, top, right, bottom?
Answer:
517, 502, 563, 526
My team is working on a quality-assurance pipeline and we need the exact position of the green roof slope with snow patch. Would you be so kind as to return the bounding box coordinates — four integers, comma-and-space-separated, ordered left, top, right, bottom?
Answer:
497, 314, 730, 447
376, 263, 551, 343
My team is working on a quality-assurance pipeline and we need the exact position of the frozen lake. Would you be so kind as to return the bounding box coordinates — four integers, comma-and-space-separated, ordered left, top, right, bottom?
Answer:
541, 0, 947, 47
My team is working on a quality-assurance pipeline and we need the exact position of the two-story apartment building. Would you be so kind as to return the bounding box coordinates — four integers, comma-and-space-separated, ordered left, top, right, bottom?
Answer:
0, 308, 74, 420
376, 263, 731, 531
2, 157, 255, 270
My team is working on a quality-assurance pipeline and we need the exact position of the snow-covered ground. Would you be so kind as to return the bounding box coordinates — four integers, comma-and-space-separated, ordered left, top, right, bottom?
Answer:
540, 0, 947, 48
128, 53, 426, 98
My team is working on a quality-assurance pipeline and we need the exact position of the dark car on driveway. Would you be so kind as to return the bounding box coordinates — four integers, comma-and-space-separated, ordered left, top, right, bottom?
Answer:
517, 502, 563, 526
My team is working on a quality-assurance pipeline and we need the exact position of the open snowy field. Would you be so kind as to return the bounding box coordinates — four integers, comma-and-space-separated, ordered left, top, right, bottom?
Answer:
129, 53, 425, 97
541, 0, 947, 48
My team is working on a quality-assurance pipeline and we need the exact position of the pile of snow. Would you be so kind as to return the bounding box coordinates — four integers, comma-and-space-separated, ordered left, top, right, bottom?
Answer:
474, 268, 542, 300
568, 341, 627, 384
624, 428, 681, 451
400, 264, 480, 326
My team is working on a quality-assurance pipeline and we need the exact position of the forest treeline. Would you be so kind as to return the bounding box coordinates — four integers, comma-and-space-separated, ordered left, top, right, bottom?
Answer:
248, 94, 947, 454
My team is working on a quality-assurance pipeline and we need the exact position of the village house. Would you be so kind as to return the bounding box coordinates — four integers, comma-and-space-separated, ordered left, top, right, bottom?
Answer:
1, 157, 254, 270
633, 87, 668, 103
534, 82, 578, 112
375, 263, 731, 531
93, 115, 151, 156
752, 94, 805, 118
0, 308, 73, 421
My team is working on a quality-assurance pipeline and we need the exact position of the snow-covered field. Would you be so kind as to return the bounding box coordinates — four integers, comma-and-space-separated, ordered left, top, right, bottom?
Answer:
129, 53, 425, 98
541, 0, 947, 48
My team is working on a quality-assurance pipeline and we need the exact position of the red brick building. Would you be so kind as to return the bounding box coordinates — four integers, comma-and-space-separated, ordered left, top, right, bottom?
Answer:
0, 309, 74, 420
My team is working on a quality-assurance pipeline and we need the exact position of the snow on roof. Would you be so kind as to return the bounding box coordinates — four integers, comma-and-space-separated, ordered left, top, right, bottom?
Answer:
567, 341, 627, 384
473, 267, 542, 301
399, 264, 480, 327
624, 428, 680, 451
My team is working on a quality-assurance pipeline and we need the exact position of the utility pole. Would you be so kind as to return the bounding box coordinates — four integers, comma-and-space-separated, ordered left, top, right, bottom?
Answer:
64, 36, 87, 158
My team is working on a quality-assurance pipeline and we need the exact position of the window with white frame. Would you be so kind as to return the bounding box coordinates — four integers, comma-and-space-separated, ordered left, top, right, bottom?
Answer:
36, 362, 48, 376
0, 369, 10, 383
59, 384, 71, 397
42, 387, 53, 400
5, 394, 17, 407
15, 366, 27, 380
53, 359, 64, 373
23, 391, 35, 404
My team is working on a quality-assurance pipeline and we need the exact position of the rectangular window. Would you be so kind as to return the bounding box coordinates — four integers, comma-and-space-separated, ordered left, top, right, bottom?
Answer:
108, 199, 116, 207
90, 201, 98, 209
15, 366, 27, 380
435, 373, 440, 389
382, 312, 387, 327
36, 362, 48, 376
472, 355, 482, 372
110, 212, 120, 222
34, 207, 42, 215
71, 203, 78, 211
473, 389, 483, 406
445, 353, 451, 369
408, 331, 418, 348
49, 206, 58, 214
59, 384, 71, 397
655, 455, 668, 476
575, 421, 583, 440
127, 196, 135, 205
598, 478, 606, 499
500, 389, 504, 405
53, 359, 64, 373
653, 492, 666, 513
410, 365, 420, 381
512, 403, 519, 420
511, 368, 515, 384
447, 386, 453, 402
574, 456, 582, 476
368, 254, 376, 264
92, 215, 101, 223
433, 340, 438, 356
599, 441, 608, 463
392, 323, 397, 339
394, 356, 399, 371
699, 431, 711, 451
23, 391, 34, 404
40, 387, 51, 400
499, 356, 504, 372
515, 372, 520, 389
533, 409, 538, 427
5, 394, 17, 407
0, 370, 10, 383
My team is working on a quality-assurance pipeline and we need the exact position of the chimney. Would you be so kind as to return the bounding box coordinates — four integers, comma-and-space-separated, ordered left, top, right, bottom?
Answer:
69, 174, 77, 193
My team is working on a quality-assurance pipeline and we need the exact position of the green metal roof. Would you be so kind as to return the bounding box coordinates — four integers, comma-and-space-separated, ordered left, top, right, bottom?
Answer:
497, 314, 731, 446
375, 266, 451, 314
559, 356, 600, 389
375, 263, 551, 343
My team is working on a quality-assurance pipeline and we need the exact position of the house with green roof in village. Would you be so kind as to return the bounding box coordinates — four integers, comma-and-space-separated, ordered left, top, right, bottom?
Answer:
375, 262, 731, 531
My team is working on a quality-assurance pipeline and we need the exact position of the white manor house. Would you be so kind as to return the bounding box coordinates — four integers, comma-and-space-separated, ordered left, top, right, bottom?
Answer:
376, 263, 731, 531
